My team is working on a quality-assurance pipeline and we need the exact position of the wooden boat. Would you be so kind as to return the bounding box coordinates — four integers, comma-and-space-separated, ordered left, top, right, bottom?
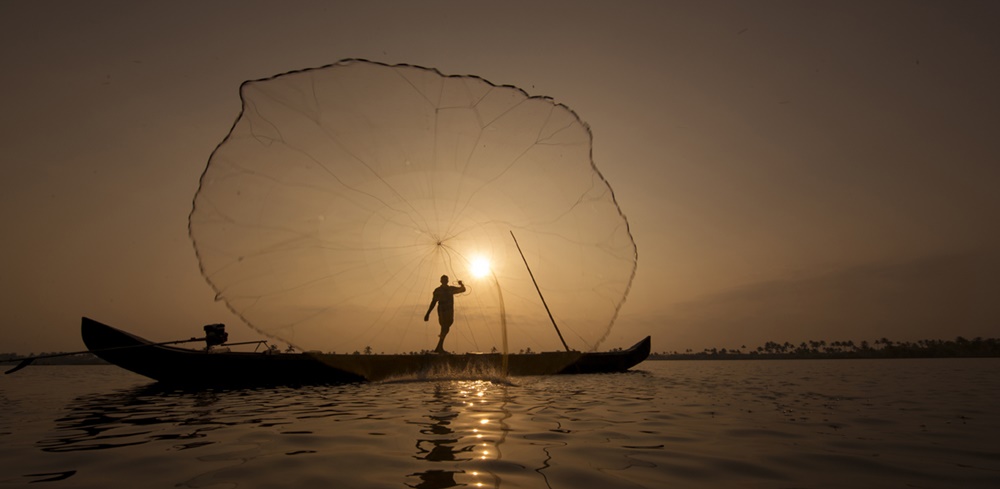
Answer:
81, 317, 650, 386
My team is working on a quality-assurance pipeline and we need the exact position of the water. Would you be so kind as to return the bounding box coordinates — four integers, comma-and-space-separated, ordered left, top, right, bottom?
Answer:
1, 360, 998, 488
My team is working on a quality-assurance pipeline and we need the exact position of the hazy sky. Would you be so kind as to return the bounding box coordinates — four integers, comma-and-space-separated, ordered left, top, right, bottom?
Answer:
2, 0, 998, 354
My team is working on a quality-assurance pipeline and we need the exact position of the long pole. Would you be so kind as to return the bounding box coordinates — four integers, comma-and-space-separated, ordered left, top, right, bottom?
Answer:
510, 231, 571, 352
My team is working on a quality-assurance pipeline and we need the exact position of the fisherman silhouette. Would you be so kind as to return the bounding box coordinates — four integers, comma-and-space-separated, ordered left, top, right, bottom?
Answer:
423, 275, 466, 353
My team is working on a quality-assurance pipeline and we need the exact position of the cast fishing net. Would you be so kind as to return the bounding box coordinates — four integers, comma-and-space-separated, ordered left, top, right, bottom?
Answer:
189, 59, 636, 354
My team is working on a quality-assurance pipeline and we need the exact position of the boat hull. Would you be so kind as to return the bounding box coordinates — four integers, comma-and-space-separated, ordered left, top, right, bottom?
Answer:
81, 317, 650, 386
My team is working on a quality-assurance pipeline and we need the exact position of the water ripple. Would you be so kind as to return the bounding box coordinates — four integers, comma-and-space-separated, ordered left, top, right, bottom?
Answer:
0, 360, 997, 488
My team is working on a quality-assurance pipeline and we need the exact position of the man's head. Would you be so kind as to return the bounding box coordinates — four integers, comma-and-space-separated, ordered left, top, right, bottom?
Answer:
440, 275, 449, 285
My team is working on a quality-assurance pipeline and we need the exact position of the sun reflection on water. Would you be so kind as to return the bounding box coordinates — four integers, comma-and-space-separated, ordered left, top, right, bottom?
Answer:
406, 380, 509, 489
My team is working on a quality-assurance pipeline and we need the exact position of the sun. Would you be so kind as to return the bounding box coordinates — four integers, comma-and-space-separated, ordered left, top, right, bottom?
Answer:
470, 257, 491, 278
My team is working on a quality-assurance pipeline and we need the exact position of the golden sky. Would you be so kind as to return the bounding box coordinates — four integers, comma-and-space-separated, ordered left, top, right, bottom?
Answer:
1, 0, 998, 354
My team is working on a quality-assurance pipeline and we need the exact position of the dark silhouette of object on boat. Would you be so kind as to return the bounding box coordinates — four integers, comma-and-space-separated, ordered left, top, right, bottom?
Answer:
81, 317, 650, 387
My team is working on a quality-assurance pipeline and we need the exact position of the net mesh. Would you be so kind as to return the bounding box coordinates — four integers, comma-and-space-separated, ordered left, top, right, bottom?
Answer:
189, 59, 637, 354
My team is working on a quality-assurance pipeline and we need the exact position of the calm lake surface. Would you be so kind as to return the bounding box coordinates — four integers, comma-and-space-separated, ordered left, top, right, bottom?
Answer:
1, 359, 998, 488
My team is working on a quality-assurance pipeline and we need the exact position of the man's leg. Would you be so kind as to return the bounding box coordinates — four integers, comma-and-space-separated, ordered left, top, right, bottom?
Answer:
435, 322, 451, 352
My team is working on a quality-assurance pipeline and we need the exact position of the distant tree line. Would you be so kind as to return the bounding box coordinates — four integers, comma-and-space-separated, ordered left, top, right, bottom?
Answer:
650, 336, 1000, 360
6, 336, 998, 363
